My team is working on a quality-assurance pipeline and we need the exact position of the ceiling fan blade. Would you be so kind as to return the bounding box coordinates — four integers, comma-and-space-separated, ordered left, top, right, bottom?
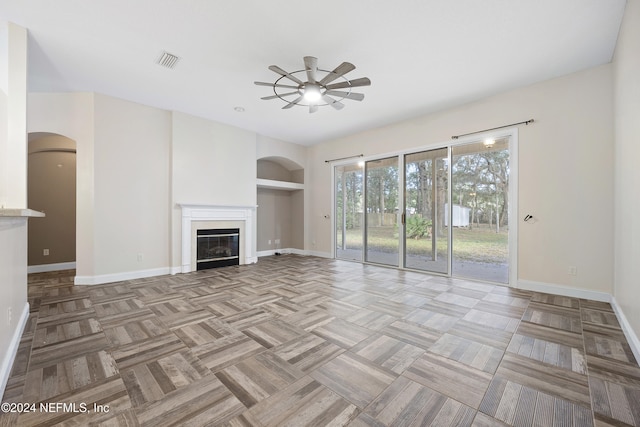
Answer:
269, 65, 304, 85
322, 95, 345, 110
282, 95, 304, 109
304, 56, 318, 83
319, 62, 356, 86
309, 104, 319, 114
254, 81, 300, 89
325, 90, 365, 101
326, 77, 371, 90
261, 91, 299, 100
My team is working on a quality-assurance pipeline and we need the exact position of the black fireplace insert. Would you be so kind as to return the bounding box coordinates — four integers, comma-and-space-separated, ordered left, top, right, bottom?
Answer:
196, 228, 240, 270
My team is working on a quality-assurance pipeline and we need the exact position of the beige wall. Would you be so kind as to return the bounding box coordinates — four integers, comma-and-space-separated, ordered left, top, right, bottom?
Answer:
290, 189, 304, 250
257, 159, 296, 182
613, 0, 640, 349
27, 134, 76, 265
308, 64, 614, 294
257, 188, 292, 251
93, 94, 171, 277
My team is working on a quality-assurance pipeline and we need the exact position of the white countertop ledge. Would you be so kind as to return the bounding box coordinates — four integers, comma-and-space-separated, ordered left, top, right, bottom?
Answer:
0, 208, 46, 218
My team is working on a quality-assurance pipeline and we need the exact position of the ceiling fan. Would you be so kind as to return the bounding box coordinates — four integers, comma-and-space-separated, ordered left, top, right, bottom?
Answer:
255, 56, 371, 113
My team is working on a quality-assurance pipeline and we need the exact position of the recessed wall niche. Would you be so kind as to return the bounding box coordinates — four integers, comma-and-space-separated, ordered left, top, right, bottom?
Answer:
256, 157, 304, 253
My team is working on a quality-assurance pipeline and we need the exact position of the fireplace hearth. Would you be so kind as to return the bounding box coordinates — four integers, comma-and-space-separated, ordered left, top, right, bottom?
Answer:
196, 228, 239, 270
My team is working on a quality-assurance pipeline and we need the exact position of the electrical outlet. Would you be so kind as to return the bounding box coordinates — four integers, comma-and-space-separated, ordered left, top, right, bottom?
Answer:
137, 253, 143, 262
568, 266, 577, 276
275, 239, 280, 245
43, 249, 49, 256
268, 240, 271, 245
7, 307, 12, 325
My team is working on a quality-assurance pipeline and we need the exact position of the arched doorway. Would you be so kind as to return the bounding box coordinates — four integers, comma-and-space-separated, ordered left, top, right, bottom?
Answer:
27, 132, 77, 272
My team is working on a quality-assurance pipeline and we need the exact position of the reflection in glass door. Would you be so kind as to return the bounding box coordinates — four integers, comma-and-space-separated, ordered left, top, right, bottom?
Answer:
404, 148, 449, 273
451, 138, 510, 283
365, 157, 399, 266
335, 163, 364, 261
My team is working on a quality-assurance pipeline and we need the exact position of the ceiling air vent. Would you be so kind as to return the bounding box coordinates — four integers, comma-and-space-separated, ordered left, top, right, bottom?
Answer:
156, 51, 181, 69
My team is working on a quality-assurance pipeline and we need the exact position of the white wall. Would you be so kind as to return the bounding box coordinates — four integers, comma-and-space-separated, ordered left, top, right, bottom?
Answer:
0, 219, 28, 397
0, 23, 9, 209
308, 65, 614, 294
93, 94, 171, 278
613, 0, 640, 353
0, 22, 27, 208
170, 111, 257, 268
0, 21, 29, 399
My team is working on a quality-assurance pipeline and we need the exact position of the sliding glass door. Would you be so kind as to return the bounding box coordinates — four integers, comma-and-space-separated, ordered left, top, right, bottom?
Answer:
335, 163, 363, 261
451, 138, 510, 283
334, 134, 513, 285
404, 148, 449, 274
365, 157, 399, 266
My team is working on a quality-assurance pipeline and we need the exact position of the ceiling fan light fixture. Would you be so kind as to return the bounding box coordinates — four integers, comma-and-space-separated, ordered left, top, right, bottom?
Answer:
255, 56, 371, 113
302, 84, 322, 103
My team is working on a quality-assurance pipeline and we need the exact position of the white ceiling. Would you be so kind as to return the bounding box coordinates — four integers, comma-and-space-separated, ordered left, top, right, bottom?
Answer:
1, 0, 627, 146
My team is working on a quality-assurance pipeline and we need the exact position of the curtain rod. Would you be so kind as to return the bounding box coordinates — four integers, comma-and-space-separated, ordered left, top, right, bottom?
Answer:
451, 119, 534, 140
325, 154, 364, 163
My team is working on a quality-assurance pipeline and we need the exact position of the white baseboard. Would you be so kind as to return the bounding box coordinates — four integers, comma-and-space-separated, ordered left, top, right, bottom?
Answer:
288, 248, 309, 256
27, 262, 76, 274
257, 248, 304, 258
256, 248, 332, 258
0, 302, 29, 400
74, 267, 172, 285
517, 279, 612, 302
301, 249, 332, 258
610, 296, 640, 365
257, 248, 296, 257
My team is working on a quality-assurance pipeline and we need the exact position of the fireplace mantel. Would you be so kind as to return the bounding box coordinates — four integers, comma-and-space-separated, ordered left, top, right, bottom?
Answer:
179, 204, 257, 273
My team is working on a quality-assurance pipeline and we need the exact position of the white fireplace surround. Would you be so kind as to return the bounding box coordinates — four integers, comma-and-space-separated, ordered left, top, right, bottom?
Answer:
180, 204, 257, 273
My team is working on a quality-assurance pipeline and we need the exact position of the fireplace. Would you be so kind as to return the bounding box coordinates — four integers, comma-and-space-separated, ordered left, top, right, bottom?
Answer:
196, 228, 239, 270
179, 204, 257, 274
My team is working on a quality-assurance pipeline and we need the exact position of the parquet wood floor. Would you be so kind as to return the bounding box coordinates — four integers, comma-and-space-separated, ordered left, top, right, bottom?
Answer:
2, 255, 640, 426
